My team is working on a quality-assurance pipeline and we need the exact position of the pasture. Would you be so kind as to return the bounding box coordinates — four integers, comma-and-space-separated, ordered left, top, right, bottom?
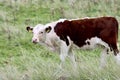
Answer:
0, 0, 120, 80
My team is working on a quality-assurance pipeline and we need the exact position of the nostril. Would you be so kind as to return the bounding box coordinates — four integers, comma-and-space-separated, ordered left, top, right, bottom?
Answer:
32, 39, 37, 44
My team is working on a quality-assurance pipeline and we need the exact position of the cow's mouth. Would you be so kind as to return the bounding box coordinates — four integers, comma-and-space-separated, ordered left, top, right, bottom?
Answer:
32, 41, 38, 44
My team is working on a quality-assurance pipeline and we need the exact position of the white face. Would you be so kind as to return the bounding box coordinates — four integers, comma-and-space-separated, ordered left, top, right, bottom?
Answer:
29, 19, 66, 44
32, 24, 46, 44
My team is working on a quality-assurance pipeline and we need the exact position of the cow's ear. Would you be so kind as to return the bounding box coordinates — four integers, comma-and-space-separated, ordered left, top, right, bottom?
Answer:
45, 26, 52, 33
26, 26, 33, 32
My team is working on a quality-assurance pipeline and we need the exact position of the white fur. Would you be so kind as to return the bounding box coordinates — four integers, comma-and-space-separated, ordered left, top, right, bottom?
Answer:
68, 17, 98, 21
32, 24, 45, 43
80, 37, 109, 50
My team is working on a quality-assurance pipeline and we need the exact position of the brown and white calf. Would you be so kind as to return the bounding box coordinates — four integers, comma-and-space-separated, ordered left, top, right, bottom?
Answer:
26, 23, 60, 51
27, 17, 120, 68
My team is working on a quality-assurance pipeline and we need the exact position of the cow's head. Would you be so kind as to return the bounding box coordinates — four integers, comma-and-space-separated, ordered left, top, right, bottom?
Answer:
26, 24, 52, 44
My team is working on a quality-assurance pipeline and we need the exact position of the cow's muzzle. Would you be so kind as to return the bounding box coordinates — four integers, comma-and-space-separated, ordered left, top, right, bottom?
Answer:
32, 39, 38, 44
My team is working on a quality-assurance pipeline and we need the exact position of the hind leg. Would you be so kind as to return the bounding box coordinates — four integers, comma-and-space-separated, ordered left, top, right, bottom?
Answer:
115, 44, 120, 64
110, 43, 120, 65
114, 48, 120, 65
115, 53, 120, 65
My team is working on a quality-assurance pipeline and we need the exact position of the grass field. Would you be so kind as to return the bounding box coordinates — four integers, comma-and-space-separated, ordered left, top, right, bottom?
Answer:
0, 0, 120, 80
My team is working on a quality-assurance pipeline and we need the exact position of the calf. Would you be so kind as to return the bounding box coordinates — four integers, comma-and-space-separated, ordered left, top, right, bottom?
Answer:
44, 17, 120, 68
27, 17, 120, 67
26, 23, 60, 52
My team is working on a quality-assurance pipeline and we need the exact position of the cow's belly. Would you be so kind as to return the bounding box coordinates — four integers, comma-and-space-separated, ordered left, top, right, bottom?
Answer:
80, 43, 97, 50
75, 37, 109, 50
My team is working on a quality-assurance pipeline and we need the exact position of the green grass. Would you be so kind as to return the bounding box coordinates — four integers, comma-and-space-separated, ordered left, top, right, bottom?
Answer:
0, 0, 120, 80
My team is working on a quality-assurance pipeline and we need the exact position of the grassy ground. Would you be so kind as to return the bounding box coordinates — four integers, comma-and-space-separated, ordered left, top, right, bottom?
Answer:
0, 0, 120, 80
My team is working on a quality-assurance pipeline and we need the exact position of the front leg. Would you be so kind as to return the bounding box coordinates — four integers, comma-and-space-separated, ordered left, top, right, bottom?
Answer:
68, 49, 77, 70
59, 40, 70, 68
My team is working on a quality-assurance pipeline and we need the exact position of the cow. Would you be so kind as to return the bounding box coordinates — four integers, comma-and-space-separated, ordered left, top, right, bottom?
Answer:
44, 17, 120, 68
26, 17, 120, 69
